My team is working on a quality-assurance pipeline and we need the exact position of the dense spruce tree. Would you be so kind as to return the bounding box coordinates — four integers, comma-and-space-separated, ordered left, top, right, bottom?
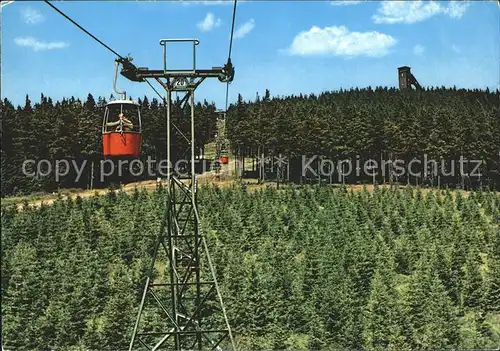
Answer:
486, 232, 500, 313
1, 184, 500, 349
363, 238, 409, 350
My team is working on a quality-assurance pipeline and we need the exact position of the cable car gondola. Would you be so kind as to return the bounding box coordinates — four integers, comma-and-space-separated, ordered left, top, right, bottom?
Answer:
102, 59, 142, 158
219, 154, 229, 164
102, 99, 142, 157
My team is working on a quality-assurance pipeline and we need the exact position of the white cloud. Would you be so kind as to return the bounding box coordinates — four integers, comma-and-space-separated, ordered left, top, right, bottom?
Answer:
445, 1, 469, 18
234, 19, 255, 39
413, 44, 425, 56
21, 6, 45, 25
373, 0, 470, 24
452, 44, 461, 53
331, 1, 362, 6
286, 25, 397, 57
197, 12, 221, 31
14, 37, 70, 52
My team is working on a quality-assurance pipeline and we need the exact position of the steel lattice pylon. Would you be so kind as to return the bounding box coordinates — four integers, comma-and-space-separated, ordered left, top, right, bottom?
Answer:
127, 39, 235, 351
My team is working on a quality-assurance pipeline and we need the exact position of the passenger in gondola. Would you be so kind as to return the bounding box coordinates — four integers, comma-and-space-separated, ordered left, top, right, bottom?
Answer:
106, 113, 134, 131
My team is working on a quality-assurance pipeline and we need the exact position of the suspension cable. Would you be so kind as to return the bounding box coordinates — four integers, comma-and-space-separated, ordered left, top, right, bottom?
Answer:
225, 82, 230, 112
44, 0, 124, 59
228, 0, 238, 60
225, 0, 238, 112
145, 78, 165, 103
44, 1, 166, 106
45, 0, 237, 113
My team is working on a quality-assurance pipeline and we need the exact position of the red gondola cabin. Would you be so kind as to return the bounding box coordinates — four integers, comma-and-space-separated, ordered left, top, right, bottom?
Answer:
102, 100, 142, 157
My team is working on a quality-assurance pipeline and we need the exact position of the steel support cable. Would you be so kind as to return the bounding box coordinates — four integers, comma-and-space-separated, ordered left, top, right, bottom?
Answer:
44, 0, 124, 59
44, 1, 167, 106
225, 0, 238, 112
145, 78, 165, 103
45, 0, 238, 112
227, 0, 238, 60
143, 79, 191, 145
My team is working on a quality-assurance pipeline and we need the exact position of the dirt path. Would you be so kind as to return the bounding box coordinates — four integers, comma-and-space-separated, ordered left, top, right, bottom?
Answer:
5, 169, 477, 211
8, 180, 160, 210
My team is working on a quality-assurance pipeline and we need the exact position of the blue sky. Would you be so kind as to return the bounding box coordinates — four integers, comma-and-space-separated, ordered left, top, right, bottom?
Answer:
2, 0, 499, 108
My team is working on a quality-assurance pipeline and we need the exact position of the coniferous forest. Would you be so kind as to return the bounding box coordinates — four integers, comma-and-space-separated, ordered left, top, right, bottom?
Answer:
2, 87, 500, 198
1, 94, 219, 197
1, 86, 499, 350
1, 186, 500, 349
227, 87, 500, 189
